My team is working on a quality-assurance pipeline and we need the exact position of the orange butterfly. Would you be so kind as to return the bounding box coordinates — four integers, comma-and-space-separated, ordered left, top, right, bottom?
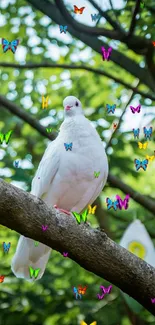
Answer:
152, 41, 155, 47
74, 5, 85, 14
112, 122, 118, 130
78, 285, 87, 295
0, 276, 5, 283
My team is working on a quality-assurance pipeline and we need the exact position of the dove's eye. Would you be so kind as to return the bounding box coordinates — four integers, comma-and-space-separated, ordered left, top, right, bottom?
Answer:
75, 101, 79, 106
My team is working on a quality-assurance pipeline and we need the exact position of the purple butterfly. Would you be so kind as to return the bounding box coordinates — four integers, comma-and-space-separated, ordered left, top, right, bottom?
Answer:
115, 194, 130, 210
130, 104, 141, 114
97, 285, 112, 300
101, 47, 112, 61
63, 252, 68, 257
151, 298, 155, 303
42, 225, 48, 231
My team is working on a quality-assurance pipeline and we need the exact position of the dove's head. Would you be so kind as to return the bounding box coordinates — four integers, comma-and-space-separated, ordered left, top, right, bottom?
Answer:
63, 96, 84, 117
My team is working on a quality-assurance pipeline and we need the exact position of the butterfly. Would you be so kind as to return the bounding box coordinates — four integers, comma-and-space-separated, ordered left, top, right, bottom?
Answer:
34, 241, 39, 247
46, 127, 52, 133
132, 128, 140, 139
115, 194, 130, 210
14, 160, 20, 168
80, 320, 97, 325
140, 1, 144, 8
151, 298, 155, 303
0, 276, 5, 283
72, 209, 88, 224
59, 25, 68, 33
146, 154, 155, 162
106, 198, 118, 211
3, 242, 11, 253
134, 158, 148, 171
152, 41, 155, 47
106, 104, 116, 114
74, 5, 85, 14
143, 127, 152, 140
0, 130, 13, 145
42, 225, 48, 231
112, 123, 118, 130
42, 96, 49, 109
130, 104, 141, 114
29, 266, 40, 279
73, 287, 82, 299
91, 13, 101, 21
97, 285, 112, 300
78, 285, 87, 295
88, 205, 97, 215
2, 38, 19, 53
101, 46, 112, 61
62, 252, 68, 257
138, 142, 148, 149
94, 171, 100, 178
64, 143, 73, 151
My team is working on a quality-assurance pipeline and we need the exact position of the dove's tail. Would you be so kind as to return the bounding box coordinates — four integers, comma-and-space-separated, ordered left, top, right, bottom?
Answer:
11, 235, 51, 281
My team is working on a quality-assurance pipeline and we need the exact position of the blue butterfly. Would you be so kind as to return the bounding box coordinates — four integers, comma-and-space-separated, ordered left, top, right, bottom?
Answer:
106, 104, 116, 114
91, 13, 101, 21
106, 198, 119, 211
2, 38, 19, 53
132, 128, 140, 139
14, 160, 19, 168
134, 159, 148, 171
59, 25, 68, 33
64, 143, 73, 151
3, 242, 11, 253
143, 127, 152, 140
73, 287, 82, 300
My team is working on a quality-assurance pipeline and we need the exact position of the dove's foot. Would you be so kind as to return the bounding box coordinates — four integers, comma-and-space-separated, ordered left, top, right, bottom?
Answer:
54, 205, 71, 216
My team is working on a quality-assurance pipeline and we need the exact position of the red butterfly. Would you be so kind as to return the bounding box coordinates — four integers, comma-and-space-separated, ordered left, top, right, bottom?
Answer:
78, 285, 87, 295
74, 5, 85, 14
112, 123, 118, 130
0, 276, 5, 283
152, 41, 155, 47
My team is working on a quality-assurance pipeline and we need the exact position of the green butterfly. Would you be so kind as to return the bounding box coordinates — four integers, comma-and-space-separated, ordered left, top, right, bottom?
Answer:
46, 127, 52, 133
29, 266, 40, 279
72, 209, 88, 224
0, 130, 13, 145
94, 171, 100, 178
34, 241, 39, 247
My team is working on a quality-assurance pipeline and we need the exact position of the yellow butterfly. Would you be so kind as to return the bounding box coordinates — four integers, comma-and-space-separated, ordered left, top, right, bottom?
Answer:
80, 320, 97, 325
146, 155, 155, 161
88, 205, 97, 215
138, 142, 148, 149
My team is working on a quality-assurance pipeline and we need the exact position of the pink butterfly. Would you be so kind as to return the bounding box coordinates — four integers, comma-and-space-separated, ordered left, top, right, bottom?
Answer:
115, 194, 130, 210
97, 285, 112, 300
62, 252, 68, 257
42, 225, 48, 231
101, 46, 112, 61
130, 104, 141, 114
151, 298, 155, 303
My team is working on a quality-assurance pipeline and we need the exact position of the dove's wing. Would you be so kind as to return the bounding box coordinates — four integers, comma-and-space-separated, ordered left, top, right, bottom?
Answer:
31, 139, 60, 203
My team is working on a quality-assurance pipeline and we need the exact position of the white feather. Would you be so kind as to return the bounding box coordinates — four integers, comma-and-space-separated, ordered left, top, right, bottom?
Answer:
11, 96, 108, 281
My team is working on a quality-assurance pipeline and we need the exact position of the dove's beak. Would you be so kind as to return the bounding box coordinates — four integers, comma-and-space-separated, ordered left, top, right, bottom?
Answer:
65, 105, 72, 111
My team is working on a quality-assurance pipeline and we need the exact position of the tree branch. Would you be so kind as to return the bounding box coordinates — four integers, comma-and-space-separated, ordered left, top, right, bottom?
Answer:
54, 0, 123, 39
26, 0, 155, 91
0, 179, 155, 314
1, 62, 155, 101
0, 95, 56, 141
128, 0, 141, 38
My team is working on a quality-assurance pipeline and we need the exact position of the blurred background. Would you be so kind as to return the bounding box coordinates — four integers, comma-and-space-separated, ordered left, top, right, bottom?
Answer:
0, 0, 155, 324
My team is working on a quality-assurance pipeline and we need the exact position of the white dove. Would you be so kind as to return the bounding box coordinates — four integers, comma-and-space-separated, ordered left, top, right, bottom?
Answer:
11, 96, 108, 281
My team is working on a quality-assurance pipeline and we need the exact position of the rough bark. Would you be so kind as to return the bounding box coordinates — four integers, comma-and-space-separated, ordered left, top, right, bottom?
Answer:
0, 179, 155, 315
